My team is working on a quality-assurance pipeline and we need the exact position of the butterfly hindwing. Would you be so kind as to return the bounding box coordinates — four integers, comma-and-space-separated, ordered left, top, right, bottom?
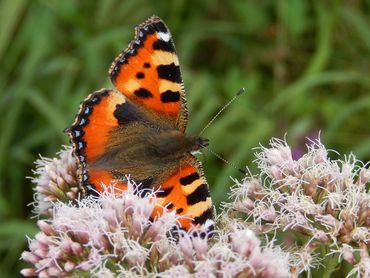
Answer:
109, 15, 187, 132
153, 155, 213, 230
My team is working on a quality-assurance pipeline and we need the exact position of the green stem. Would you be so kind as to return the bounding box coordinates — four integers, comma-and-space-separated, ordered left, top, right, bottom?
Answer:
322, 253, 340, 278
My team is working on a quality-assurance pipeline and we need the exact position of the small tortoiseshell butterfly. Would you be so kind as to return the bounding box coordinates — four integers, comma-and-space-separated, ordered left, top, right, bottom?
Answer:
66, 16, 213, 230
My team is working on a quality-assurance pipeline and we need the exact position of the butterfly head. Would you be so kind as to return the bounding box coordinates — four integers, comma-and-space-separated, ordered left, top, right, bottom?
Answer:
189, 136, 209, 152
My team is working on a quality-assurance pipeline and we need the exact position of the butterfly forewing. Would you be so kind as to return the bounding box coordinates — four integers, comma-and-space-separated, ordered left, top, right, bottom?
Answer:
109, 16, 188, 132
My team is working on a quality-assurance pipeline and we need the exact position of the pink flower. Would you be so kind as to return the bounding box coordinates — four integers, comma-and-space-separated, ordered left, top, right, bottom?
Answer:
22, 184, 290, 277
21, 182, 179, 276
22, 143, 314, 277
30, 146, 80, 215
226, 137, 370, 275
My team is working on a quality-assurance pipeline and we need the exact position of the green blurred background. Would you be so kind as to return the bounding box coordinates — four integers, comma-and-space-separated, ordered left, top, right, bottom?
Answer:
1, 0, 370, 275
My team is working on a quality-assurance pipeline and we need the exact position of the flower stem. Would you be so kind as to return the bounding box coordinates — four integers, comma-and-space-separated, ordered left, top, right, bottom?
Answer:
322, 252, 340, 278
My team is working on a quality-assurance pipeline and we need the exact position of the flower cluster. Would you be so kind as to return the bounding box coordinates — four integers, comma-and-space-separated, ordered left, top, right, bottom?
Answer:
21, 180, 289, 277
225, 138, 370, 277
30, 146, 80, 216
22, 138, 370, 277
21, 183, 178, 277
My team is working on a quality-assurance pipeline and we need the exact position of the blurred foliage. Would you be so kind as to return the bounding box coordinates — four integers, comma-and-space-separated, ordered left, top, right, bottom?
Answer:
1, 0, 370, 276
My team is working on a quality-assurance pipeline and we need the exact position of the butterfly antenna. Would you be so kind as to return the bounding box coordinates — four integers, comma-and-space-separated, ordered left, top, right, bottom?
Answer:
199, 88, 246, 136
202, 144, 247, 175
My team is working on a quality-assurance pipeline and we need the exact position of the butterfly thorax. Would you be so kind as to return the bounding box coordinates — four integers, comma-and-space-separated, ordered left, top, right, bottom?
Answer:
147, 129, 209, 158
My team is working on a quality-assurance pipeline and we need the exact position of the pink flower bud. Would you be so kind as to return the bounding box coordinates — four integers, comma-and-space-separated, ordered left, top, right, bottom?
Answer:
60, 241, 72, 253
35, 185, 49, 194
242, 198, 255, 211
48, 266, 63, 276
96, 234, 110, 250
71, 242, 84, 256
33, 248, 47, 258
21, 251, 40, 264
132, 216, 146, 237
313, 230, 329, 243
29, 239, 46, 251
38, 270, 50, 278
103, 209, 118, 229
342, 245, 356, 265
192, 237, 208, 260
20, 268, 37, 277
270, 165, 283, 180
43, 196, 56, 202
126, 252, 147, 267
358, 204, 370, 226
56, 176, 66, 189
73, 230, 89, 244
178, 236, 193, 260
261, 207, 277, 222
37, 220, 55, 236
65, 191, 76, 199
231, 229, 260, 258
64, 261, 76, 272
357, 168, 370, 186
77, 261, 91, 271
64, 174, 76, 185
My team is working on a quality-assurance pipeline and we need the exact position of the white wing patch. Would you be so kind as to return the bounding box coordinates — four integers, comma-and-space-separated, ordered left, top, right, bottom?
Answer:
157, 31, 171, 42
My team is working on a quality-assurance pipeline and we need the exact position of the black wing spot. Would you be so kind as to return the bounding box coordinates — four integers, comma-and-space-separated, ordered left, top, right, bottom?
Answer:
143, 24, 156, 35
157, 63, 181, 83
136, 72, 145, 79
180, 172, 200, 186
134, 88, 153, 98
157, 187, 173, 198
153, 40, 175, 53
193, 208, 214, 225
143, 63, 151, 68
186, 184, 210, 205
160, 90, 180, 103
152, 21, 168, 33
176, 208, 184, 214
136, 177, 154, 197
114, 101, 146, 124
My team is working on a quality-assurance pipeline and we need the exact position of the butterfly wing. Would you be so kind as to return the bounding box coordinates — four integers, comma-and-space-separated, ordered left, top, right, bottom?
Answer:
109, 15, 187, 132
153, 155, 214, 230
66, 88, 147, 193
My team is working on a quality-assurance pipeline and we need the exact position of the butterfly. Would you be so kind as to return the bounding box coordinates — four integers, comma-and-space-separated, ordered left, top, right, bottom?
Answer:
66, 16, 213, 230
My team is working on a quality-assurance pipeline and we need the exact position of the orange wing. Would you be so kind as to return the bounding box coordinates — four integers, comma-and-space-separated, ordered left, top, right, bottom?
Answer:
152, 156, 214, 230
109, 15, 187, 132
66, 89, 132, 193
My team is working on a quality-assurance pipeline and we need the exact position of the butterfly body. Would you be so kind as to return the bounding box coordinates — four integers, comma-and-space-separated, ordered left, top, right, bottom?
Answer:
67, 16, 213, 230
91, 99, 208, 189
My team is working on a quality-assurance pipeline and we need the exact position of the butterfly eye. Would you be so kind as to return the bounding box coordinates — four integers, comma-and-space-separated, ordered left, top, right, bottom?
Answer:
192, 136, 209, 151
199, 137, 209, 147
